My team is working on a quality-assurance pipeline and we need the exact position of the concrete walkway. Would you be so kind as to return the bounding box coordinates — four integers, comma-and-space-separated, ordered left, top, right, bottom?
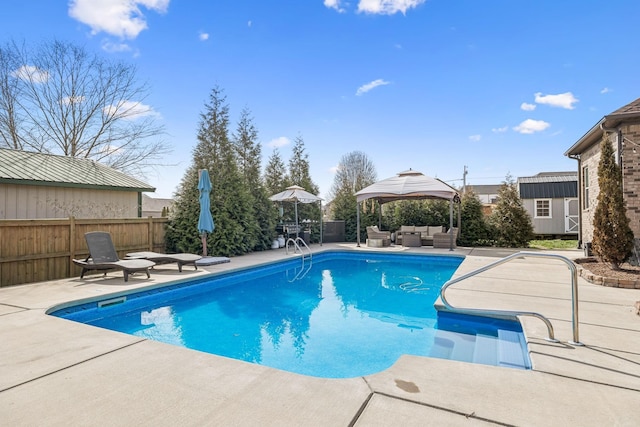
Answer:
1, 244, 638, 426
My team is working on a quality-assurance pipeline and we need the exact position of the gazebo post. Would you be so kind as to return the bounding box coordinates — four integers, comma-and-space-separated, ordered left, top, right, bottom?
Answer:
356, 202, 361, 247
449, 199, 454, 251
319, 200, 323, 246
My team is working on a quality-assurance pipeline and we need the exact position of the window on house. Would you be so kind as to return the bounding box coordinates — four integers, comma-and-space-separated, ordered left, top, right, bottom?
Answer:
582, 166, 589, 209
535, 199, 551, 218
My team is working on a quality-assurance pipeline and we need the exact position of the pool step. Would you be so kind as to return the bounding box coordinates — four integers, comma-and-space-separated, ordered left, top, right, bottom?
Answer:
430, 329, 529, 369
472, 333, 498, 366
497, 330, 529, 369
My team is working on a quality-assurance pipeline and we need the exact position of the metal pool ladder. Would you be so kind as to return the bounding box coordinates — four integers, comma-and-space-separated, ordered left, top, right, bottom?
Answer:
439, 251, 582, 345
285, 237, 313, 281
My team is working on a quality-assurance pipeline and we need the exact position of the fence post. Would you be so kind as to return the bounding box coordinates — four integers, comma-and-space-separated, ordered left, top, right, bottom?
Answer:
68, 216, 76, 275
148, 216, 153, 251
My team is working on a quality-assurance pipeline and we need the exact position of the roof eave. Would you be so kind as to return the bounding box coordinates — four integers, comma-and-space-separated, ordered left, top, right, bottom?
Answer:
564, 117, 605, 157
0, 178, 155, 192
602, 111, 640, 128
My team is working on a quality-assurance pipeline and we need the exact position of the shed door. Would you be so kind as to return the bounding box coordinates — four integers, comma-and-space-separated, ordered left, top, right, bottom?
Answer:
564, 198, 579, 233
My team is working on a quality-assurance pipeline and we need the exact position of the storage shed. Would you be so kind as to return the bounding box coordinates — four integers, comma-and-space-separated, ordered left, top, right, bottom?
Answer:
0, 148, 155, 219
517, 172, 578, 237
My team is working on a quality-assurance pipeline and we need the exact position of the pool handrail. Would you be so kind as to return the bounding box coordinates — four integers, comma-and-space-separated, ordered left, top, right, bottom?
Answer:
284, 237, 313, 281
439, 251, 582, 346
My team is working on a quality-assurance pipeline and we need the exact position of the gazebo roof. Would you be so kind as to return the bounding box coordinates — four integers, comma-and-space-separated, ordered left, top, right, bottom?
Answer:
355, 170, 459, 203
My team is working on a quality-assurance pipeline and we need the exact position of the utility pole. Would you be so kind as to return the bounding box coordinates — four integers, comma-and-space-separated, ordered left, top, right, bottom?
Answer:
462, 165, 468, 194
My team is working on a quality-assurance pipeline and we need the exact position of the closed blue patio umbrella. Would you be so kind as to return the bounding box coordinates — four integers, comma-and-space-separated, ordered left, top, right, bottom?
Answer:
198, 169, 214, 257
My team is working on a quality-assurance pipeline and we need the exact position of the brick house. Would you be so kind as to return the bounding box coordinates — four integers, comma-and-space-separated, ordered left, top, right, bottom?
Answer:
564, 97, 640, 248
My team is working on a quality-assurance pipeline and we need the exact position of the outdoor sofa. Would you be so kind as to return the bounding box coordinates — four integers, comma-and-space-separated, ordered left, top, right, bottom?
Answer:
396, 225, 444, 246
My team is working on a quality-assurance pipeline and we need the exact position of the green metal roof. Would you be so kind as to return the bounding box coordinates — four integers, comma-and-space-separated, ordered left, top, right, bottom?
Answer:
0, 148, 155, 192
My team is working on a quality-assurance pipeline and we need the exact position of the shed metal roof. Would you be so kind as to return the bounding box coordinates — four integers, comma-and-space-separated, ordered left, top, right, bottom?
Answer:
0, 148, 155, 192
518, 172, 577, 184
519, 182, 577, 199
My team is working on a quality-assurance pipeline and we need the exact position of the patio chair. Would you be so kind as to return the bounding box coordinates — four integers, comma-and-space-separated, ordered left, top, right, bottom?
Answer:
125, 251, 204, 272
366, 226, 391, 247
433, 227, 458, 249
73, 232, 155, 282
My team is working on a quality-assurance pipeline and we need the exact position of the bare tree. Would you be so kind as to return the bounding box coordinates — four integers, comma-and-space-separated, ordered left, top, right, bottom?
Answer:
0, 39, 169, 176
0, 41, 24, 149
329, 150, 377, 199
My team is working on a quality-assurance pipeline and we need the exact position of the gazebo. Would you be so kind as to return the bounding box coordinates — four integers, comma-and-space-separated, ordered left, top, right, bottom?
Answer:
354, 169, 460, 250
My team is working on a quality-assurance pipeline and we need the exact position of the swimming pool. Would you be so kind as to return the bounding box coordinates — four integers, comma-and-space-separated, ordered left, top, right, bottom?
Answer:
51, 251, 531, 377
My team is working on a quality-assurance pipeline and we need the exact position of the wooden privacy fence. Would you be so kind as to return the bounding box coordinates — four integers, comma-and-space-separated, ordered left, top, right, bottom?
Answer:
0, 217, 168, 288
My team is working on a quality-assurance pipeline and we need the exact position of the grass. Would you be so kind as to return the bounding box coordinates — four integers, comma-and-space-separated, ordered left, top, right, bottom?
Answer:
529, 239, 579, 250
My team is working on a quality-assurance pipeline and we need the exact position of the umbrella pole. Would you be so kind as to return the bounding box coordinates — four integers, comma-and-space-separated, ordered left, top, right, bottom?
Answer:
202, 233, 208, 257
295, 201, 299, 238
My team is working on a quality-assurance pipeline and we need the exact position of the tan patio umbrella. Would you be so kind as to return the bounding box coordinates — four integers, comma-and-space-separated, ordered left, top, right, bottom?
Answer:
269, 185, 323, 245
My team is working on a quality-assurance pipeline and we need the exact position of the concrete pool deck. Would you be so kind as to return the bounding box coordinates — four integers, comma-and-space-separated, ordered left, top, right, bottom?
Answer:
1, 244, 638, 426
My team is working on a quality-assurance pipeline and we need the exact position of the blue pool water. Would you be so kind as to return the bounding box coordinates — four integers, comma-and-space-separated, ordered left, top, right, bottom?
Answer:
51, 251, 531, 377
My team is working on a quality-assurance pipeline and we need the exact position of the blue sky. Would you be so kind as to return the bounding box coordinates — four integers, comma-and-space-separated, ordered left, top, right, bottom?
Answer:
2, 0, 640, 200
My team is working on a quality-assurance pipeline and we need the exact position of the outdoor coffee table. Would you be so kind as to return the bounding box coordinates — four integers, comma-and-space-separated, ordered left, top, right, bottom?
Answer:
402, 232, 421, 247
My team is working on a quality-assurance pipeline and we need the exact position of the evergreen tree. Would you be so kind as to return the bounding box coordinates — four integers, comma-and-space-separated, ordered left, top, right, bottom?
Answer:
288, 135, 318, 193
232, 107, 277, 250
386, 199, 450, 231
286, 135, 320, 238
264, 148, 288, 196
488, 175, 534, 247
592, 135, 634, 269
332, 190, 361, 242
458, 190, 490, 246
166, 86, 255, 256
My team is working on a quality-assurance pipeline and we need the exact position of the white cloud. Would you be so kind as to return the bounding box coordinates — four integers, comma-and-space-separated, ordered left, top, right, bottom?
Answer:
520, 102, 536, 111
356, 79, 390, 96
513, 119, 550, 134
324, 0, 346, 13
492, 126, 508, 133
104, 100, 159, 120
199, 32, 209, 41
358, 0, 426, 14
268, 137, 290, 148
469, 135, 481, 142
247, 20, 252, 27
534, 92, 578, 110
69, 0, 170, 39
61, 96, 86, 105
101, 39, 132, 53
600, 87, 611, 94
329, 165, 339, 174
11, 65, 49, 83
